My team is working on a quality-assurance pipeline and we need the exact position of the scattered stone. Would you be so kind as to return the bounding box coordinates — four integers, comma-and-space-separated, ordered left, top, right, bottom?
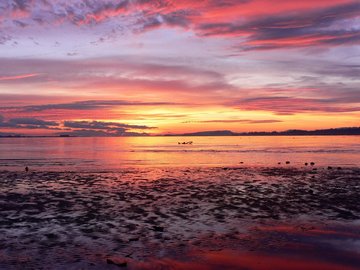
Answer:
310, 162, 315, 166
45, 233, 58, 240
327, 166, 333, 170
152, 226, 164, 232
128, 237, 139, 242
304, 163, 308, 166
285, 161, 290, 164
106, 258, 127, 268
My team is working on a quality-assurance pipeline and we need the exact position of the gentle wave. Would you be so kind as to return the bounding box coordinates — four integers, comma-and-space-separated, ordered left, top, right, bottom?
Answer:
126, 149, 358, 154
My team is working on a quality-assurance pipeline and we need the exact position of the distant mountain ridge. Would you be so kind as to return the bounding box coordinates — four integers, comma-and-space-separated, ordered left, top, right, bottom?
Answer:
1, 127, 360, 137
166, 127, 360, 136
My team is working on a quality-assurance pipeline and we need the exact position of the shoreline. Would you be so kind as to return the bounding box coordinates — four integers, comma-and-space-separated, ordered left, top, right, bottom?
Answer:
1, 164, 359, 173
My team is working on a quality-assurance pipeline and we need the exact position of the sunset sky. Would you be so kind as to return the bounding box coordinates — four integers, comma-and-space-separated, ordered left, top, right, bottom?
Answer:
0, 0, 359, 136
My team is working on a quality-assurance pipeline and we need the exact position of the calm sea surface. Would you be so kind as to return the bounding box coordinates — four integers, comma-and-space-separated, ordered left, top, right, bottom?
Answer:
0, 136, 359, 171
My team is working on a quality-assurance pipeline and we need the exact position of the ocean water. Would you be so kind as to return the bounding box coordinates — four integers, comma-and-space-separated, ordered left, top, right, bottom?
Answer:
0, 136, 359, 171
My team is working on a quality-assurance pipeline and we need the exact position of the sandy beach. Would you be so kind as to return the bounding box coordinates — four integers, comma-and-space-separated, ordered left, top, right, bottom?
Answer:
1, 166, 359, 269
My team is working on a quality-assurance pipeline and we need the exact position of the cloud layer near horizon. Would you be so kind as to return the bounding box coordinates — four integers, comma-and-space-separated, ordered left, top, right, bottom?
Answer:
0, 115, 154, 136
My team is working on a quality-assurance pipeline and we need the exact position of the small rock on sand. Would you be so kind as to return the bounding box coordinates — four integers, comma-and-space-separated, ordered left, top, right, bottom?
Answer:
152, 226, 164, 232
106, 258, 127, 268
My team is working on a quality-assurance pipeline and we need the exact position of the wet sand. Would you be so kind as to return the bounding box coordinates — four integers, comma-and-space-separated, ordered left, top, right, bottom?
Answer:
0, 166, 359, 269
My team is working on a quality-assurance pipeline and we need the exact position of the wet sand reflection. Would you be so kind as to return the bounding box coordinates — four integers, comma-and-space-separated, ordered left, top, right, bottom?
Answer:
127, 223, 360, 270
0, 167, 359, 269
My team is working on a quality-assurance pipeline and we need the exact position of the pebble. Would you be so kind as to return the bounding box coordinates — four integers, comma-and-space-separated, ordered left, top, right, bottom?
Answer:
106, 258, 127, 268
152, 226, 164, 232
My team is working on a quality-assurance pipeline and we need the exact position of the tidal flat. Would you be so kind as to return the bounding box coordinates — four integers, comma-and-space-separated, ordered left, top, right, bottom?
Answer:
0, 166, 359, 269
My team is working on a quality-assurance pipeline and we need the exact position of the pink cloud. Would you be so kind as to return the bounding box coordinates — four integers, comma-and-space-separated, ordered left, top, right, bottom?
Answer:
2, 1, 359, 50
0, 73, 40, 81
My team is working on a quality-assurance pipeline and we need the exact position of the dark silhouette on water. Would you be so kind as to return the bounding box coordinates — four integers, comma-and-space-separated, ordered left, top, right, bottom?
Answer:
178, 141, 193, 145
25, 166, 29, 172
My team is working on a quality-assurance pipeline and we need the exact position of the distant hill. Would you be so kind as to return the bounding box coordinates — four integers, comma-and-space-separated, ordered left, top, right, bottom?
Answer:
171, 130, 238, 136
1, 127, 359, 138
166, 127, 360, 136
